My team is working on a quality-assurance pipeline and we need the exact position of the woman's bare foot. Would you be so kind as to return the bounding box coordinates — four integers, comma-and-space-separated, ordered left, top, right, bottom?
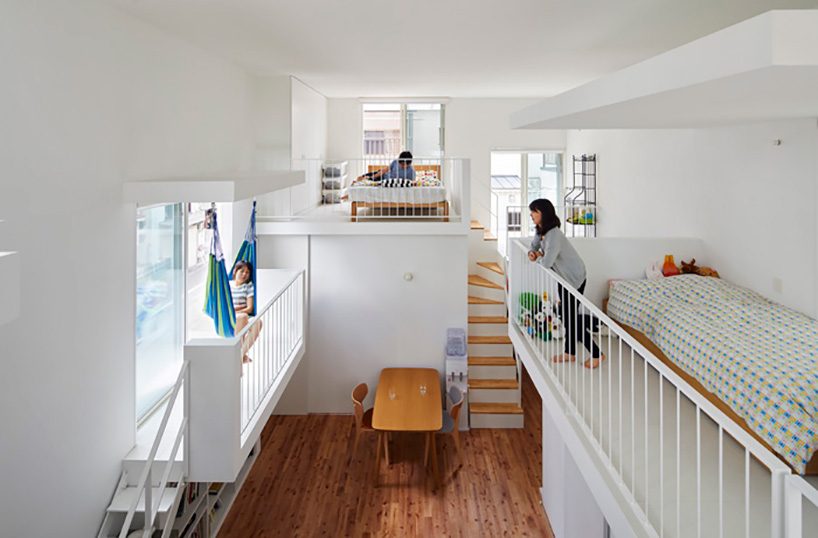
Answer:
583, 353, 607, 369
242, 354, 252, 364
552, 353, 576, 363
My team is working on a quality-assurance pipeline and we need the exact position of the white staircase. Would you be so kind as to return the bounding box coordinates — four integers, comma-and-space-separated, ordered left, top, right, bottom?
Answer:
467, 221, 524, 428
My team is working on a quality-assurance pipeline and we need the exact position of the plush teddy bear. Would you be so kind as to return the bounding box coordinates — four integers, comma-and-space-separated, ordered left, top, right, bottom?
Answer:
681, 258, 720, 278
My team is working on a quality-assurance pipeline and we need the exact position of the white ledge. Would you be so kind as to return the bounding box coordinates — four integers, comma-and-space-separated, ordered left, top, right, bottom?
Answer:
511, 10, 818, 129
123, 170, 304, 204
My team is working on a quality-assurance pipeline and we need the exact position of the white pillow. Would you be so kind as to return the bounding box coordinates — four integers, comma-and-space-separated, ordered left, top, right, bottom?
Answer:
645, 260, 665, 280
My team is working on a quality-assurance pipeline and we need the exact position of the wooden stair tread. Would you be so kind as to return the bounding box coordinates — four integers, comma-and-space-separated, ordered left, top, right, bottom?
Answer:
468, 295, 504, 305
469, 378, 518, 389
483, 231, 497, 241
470, 220, 485, 230
477, 261, 504, 276
469, 356, 516, 366
468, 316, 508, 324
470, 403, 524, 415
468, 274, 504, 290
468, 335, 512, 344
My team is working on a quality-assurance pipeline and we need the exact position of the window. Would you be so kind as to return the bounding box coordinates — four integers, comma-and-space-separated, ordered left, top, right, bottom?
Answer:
136, 203, 184, 422
362, 103, 444, 157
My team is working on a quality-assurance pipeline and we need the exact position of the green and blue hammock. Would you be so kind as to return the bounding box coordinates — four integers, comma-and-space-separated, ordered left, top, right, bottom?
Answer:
204, 201, 256, 337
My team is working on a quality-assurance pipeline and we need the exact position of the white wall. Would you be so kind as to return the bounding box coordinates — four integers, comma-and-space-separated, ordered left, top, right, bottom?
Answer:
0, 2, 253, 536
290, 77, 327, 214
325, 98, 567, 227
566, 120, 818, 317
251, 75, 292, 216
445, 99, 566, 228
307, 235, 468, 412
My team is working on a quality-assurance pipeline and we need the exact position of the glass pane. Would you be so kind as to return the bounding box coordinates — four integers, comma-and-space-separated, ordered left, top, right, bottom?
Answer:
527, 152, 562, 207
406, 103, 443, 157
362, 103, 401, 156
136, 204, 184, 420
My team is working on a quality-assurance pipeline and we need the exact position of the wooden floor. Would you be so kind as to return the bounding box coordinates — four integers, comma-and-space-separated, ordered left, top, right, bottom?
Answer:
219, 369, 553, 537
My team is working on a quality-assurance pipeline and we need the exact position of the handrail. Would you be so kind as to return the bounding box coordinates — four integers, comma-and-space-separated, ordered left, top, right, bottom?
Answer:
508, 238, 792, 537
118, 359, 189, 538
510, 238, 789, 473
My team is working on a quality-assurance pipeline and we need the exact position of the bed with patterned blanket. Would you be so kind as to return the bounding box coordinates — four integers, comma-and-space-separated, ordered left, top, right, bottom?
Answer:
607, 275, 818, 474
348, 165, 448, 221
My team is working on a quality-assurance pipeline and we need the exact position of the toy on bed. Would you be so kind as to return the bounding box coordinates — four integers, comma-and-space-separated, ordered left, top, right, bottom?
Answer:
518, 291, 565, 341
680, 258, 720, 278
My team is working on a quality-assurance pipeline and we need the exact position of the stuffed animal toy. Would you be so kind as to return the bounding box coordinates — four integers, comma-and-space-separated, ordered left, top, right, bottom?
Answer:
681, 258, 720, 278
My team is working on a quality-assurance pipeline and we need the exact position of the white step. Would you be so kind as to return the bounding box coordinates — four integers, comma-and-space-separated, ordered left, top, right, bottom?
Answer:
107, 485, 180, 514
475, 264, 505, 287
468, 322, 508, 337
468, 302, 507, 317
468, 284, 505, 301
469, 387, 520, 403
469, 363, 517, 379
470, 412, 525, 429
468, 342, 513, 356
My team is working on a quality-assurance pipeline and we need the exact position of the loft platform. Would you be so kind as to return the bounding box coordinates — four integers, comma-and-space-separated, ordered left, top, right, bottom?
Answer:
510, 10, 818, 129
123, 170, 304, 204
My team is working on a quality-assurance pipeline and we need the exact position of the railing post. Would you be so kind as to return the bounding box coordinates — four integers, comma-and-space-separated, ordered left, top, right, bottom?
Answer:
784, 475, 802, 538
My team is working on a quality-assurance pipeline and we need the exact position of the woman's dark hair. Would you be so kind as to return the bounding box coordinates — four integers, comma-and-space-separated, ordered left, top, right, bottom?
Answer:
233, 260, 253, 282
529, 198, 560, 237
398, 150, 413, 164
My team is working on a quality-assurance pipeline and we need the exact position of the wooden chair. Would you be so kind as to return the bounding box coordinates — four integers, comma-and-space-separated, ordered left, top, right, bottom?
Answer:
425, 386, 464, 466
351, 383, 388, 462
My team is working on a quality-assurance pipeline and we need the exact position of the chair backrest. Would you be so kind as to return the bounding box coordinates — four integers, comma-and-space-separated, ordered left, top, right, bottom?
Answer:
448, 386, 464, 425
351, 383, 368, 429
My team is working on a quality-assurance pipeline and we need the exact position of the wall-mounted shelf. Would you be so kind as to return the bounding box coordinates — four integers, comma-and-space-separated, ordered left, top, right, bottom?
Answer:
123, 170, 304, 205
511, 10, 818, 129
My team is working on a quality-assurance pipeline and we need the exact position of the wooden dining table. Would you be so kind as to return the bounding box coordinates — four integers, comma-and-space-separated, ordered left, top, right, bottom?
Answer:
372, 367, 443, 486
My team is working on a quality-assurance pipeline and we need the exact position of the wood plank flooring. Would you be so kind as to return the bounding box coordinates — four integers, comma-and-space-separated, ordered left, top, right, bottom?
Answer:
219, 369, 553, 537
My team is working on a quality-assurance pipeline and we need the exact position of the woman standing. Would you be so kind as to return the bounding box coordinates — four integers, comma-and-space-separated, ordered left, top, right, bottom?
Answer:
528, 199, 604, 368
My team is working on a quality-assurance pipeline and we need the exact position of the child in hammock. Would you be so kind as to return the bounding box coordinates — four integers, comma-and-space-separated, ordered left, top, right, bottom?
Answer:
231, 261, 260, 363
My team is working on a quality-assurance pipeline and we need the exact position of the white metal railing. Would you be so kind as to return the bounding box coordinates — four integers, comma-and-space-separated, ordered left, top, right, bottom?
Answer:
258, 157, 469, 223
239, 271, 304, 434
118, 360, 189, 538
185, 269, 305, 482
785, 475, 818, 538
508, 238, 794, 538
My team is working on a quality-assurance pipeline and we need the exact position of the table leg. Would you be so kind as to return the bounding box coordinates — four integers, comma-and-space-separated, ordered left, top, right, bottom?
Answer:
430, 433, 441, 488
373, 431, 382, 486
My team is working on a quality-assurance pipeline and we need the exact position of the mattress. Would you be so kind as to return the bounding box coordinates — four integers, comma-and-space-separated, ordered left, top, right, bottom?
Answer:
348, 186, 447, 204
607, 275, 818, 473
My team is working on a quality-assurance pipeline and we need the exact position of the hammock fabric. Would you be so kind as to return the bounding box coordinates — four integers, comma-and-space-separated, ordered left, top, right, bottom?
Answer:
230, 200, 257, 316
204, 210, 236, 337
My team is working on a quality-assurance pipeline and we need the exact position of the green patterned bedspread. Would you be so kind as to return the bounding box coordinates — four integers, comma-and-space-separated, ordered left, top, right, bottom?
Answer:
608, 275, 818, 473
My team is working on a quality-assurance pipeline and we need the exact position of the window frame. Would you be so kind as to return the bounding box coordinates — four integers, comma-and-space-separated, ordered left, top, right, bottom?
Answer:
361, 102, 445, 158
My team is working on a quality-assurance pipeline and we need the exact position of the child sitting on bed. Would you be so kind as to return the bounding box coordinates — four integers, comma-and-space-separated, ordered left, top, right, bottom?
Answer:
528, 198, 605, 369
356, 150, 416, 182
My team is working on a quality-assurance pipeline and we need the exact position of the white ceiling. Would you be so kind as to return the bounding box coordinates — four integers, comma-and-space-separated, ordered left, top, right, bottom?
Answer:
111, 0, 818, 98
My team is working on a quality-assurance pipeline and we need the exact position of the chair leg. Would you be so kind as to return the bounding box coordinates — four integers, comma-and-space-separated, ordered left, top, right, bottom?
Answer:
352, 430, 360, 456
383, 432, 390, 466
424, 433, 430, 467
452, 431, 462, 459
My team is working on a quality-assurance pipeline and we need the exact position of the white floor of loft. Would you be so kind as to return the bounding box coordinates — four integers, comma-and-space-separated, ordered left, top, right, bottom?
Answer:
524, 331, 818, 537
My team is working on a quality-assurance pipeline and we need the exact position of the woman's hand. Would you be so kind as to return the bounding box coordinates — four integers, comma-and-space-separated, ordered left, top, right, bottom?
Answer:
528, 251, 538, 262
